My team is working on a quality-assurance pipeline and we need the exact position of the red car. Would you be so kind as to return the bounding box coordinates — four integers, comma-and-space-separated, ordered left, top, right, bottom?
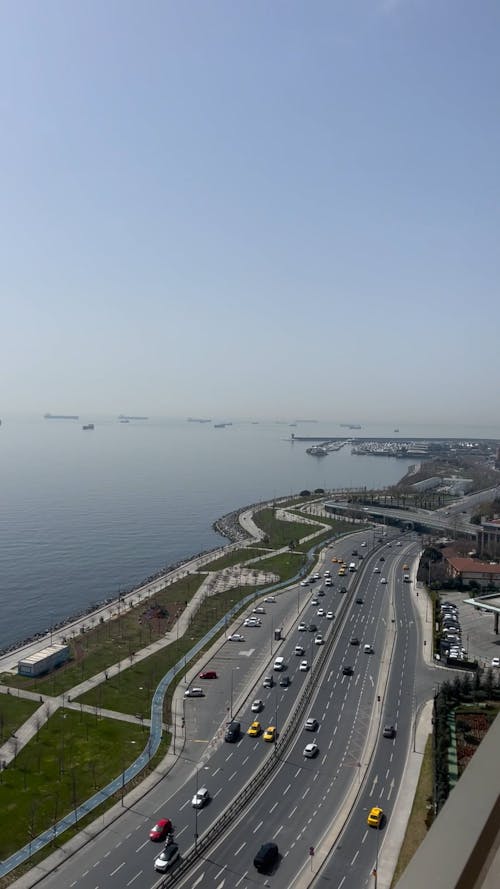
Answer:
199, 670, 217, 679
149, 818, 173, 841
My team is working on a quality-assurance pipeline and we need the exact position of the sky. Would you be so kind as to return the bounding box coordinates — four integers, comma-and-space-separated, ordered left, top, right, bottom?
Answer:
1, 0, 499, 424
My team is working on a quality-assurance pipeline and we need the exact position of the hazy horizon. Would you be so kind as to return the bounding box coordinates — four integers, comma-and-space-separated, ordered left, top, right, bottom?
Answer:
1, 1, 499, 425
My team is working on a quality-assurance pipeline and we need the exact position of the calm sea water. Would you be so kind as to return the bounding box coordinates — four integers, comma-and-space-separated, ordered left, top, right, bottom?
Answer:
1, 415, 498, 649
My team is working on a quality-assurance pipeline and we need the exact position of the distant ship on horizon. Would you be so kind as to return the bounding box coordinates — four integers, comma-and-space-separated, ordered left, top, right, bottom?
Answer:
118, 414, 149, 421
340, 423, 362, 430
44, 413, 79, 420
82, 423, 95, 430
187, 417, 212, 423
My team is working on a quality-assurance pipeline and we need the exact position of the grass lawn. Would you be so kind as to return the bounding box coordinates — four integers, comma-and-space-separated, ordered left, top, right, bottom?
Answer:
77, 584, 255, 717
252, 507, 321, 548
0, 708, 157, 862
0, 696, 39, 743
0, 574, 205, 697
296, 521, 354, 552
249, 551, 306, 583
391, 734, 434, 886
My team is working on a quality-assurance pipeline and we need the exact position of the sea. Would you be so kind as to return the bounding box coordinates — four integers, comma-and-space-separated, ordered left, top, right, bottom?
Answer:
1, 415, 498, 650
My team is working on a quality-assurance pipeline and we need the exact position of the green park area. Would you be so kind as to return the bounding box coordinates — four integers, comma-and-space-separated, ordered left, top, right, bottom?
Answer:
0, 696, 39, 744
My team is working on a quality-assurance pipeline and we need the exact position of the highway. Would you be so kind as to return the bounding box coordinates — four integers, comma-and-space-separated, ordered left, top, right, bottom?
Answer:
28, 532, 427, 889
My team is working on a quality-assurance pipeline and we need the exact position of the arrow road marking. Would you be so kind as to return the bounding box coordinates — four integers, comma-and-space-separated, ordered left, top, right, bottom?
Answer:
369, 775, 379, 798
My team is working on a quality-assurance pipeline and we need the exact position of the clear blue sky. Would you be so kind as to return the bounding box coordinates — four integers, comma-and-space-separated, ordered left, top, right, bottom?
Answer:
1, 0, 499, 423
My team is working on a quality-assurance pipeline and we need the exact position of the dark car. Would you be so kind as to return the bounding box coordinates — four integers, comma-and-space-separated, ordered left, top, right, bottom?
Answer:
307, 623, 318, 632
224, 721, 241, 743
350, 636, 360, 646
342, 665, 353, 676
199, 670, 217, 680
383, 724, 395, 738
317, 589, 325, 596
254, 842, 279, 873
355, 597, 363, 604
339, 586, 347, 594
279, 675, 290, 687
380, 556, 385, 562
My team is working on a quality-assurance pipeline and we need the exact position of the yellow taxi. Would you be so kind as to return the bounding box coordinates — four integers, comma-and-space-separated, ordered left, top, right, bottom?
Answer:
367, 806, 383, 828
331, 557, 338, 563
338, 568, 346, 576
247, 721, 261, 737
263, 725, 277, 743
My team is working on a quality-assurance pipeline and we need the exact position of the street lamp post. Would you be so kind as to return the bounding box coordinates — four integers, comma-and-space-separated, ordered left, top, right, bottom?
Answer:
194, 767, 199, 852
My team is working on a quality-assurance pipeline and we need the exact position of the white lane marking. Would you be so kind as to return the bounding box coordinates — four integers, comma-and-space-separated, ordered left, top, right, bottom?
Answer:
135, 839, 149, 852
212, 767, 221, 777
214, 864, 227, 880
284, 783, 291, 794
110, 862, 125, 877
235, 872, 248, 887
269, 801, 278, 813
387, 778, 395, 800
179, 799, 190, 811
369, 775, 379, 798
338, 877, 346, 889
215, 880, 226, 889
288, 805, 298, 819
294, 768, 301, 777
302, 787, 310, 799
242, 755, 249, 765
126, 872, 143, 886
214, 788, 223, 798
126, 832, 132, 839
235, 842, 247, 856
225, 752, 233, 761
351, 850, 359, 865
322, 755, 327, 765
104, 851, 111, 858
273, 825, 283, 839
192, 874, 205, 889
369, 675, 374, 686
229, 770, 237, 781
253, 820, 263, 833
362, 829, 368, 843
386, 768, 390, 779
176, 825, 188, 838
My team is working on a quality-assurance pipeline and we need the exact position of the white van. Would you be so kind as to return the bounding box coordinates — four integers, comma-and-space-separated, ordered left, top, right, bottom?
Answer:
273, 656, 285, 671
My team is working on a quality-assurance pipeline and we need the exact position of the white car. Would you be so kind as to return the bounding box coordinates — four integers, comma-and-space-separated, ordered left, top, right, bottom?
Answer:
299, 660, 309, 671
227, 633, 245, 642
300, 580, 308, 587
492, 657, 500, 668
314, 635, 324, 645
297, 622, 307, 631
313, 573, 321, 580
192, 787, 210, 808
303, 742, 319, 758
311, 598, 319, 606
317, 608, 325, 617
244, 617, 261, 627
325, 578, 333, 586
253, 606, 265, 614
380, 578, 387, 584
154, 844, 180, 872
361, 541, 367, 547
251, 699, 264, 712
264, 596, 276, 603
374, 567, 380, 573
184, 687, 204, 698
326, 611, 334, 620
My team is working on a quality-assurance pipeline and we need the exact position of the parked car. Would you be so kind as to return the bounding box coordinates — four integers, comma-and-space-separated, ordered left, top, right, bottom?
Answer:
184, 687, 204, 698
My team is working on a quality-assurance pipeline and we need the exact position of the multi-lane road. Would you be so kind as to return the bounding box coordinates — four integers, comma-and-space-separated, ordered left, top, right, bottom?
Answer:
31, 531, 433, 889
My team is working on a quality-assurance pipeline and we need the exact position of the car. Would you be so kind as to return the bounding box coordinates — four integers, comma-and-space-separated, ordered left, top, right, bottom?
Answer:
299, 660, 309, 671
244, 618, 261, 627
279, 675, 290, 687
149, 818, 173, 841
396, 541, 402, 546
192, 787, 210, 808
352, 550, 358, 556
491, 657, 500, 668
247, 720, 262, 737
350, 636, 359, 645
380, 578, 387, 584
305, 717, 319, 731
264, 595, 276, 603
325, 578, 333, 586
403, 564, 409, 571
326, 611, 334, 620
383, 724, 395, 738
263, 676, 274, 688
297, 622, 307, 632
311, 598, 319, 606
300, 580, 308, 587
367, 806, 384, 828
363, 643, 373, 653
184, 687, 204, 698
253, 606, 265, 614
355, 597, 363, 605
374, 567, 381, 573
254, 842, 279, 873
154, 844, 180, 872
339, 586, 347, 594
307, 623, 318, 632
295, 644, 305, 655
313, 573, 321, 580
331, 557, 338, 563
199, 670, 217, 680
317, 607, 325, 616
224, 721, 241, 742
314, 635, 324, 645
342, 665, 353, 675
324, 569, 331, 576
303, 742, 319, 758
228, 633, 245, 642
263, 725, 277, 742
317, 589, 325, 597
361, 541, 367, 547
380, 556, 385, 562
251, 699, 264, 712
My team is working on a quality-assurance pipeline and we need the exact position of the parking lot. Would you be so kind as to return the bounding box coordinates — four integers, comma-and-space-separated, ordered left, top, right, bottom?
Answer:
437, 589, 500, 669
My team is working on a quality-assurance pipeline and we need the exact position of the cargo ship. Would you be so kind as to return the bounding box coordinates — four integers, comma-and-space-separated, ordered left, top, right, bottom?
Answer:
118, 415, 148, 420
82, 423, 95, 430
44, 413, 79, 420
